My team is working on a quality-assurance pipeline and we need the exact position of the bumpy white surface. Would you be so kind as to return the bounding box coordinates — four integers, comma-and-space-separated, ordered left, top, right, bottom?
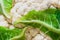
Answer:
32, 34, 52, 40
0, 15, 9, 27
32, 34, 44, 40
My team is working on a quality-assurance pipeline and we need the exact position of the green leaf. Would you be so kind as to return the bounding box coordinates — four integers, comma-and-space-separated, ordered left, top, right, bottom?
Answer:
14, 8, 60, 40
0, 0, 12, 18
10, 27, 27, 40
55, 9, 60, 24
0, 26, 26, 40
0, 4, 3, 14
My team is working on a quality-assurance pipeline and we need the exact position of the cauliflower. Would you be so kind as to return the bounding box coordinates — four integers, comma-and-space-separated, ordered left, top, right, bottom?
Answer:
10, 0, 60, 40
0, 0, 60, 40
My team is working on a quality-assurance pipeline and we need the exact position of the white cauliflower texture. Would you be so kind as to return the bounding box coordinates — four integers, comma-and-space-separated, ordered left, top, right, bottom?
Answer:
0, 15, 9, 27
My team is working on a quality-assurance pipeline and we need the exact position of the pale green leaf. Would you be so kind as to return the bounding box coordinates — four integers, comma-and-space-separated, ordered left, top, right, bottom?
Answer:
14, 8, 60, 40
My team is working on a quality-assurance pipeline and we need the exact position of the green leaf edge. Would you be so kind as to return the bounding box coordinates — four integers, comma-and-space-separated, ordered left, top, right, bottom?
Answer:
0, 0, 12, 18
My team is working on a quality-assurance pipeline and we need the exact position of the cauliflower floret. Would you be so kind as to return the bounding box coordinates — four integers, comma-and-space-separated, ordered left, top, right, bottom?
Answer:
32, 34, 52, 40
32, 34, 44, 40
0, 15, 9, 27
